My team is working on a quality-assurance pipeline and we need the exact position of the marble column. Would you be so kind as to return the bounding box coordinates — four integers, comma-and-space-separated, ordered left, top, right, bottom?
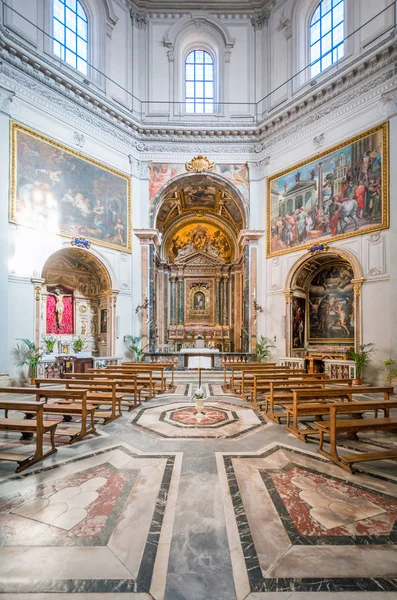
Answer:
133, 229, 160, 346
215, 277, 221, 325
222, 277, 228, 326
170, 276, 177, 325
219, 277, 224, 326
238, 230, 264, 353
178, 277, 184, 324
0, 88, 12, 374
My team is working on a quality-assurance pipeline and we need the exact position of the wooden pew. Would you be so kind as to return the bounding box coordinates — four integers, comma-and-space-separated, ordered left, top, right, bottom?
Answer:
315, 399, 397, 472
63, 372, 153, 404
285, 386, 394, 441
230, 368, 308, 395
0, 399, 58, 472
122, 362, 175, 388
240, 369, 310, 400
0, 386, 95, 442
34, 379, 130, 422
248, 372, 330, 407
222, 362, 277, 388
86, 369, 159, 399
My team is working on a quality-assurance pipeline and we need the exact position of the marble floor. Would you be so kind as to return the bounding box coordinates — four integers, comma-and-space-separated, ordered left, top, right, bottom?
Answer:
0, 380, 397, 599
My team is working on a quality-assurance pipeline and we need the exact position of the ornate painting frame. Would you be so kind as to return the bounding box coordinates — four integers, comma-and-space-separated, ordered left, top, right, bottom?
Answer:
10, 121, 131, 253
184, 278, 215, 325
266, 122, 389, 258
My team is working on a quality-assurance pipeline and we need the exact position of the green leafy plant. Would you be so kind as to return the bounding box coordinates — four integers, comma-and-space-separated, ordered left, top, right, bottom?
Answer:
72, 335, 86, 353
13, 338, 43, 380
42, 334, 57, 353
256, 335, 275, 363
124, 334, 149, 362
348, 343, 376, 380
384, 359, 397, 385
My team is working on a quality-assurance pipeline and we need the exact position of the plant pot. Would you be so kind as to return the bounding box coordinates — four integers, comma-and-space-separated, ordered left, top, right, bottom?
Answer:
352, 378, 362, 386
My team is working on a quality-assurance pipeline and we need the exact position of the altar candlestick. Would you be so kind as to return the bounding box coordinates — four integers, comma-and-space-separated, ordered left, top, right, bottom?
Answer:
198, 355, 201, 388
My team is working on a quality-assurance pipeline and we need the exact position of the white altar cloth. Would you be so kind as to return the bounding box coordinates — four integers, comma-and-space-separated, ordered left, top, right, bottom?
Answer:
179, 348, 220, 369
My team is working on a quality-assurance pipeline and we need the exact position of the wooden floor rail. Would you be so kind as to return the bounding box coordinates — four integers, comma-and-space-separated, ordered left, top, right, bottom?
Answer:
315, 398, 397, 472
0, 399, 58, 472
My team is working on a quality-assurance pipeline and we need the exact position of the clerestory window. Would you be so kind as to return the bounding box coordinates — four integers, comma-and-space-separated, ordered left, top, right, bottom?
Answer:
53, 0, 88, 76
185, 50, 214, 114
310, 0, 344, 78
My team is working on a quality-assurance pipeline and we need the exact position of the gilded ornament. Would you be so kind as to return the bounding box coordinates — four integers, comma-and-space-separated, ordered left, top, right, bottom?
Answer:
79, 305, 87, 313
185, 155, 215, 173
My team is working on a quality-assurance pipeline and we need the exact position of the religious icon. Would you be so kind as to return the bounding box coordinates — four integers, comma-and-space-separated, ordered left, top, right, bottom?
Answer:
46, 285, 74, 334
100, 309, 108, 334
194, 292, 205, 311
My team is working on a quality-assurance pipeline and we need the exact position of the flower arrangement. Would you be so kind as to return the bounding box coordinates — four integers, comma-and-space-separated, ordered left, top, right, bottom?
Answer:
193, 387, 205, 400
42, 334, 57, 354
72, 335, 86, 353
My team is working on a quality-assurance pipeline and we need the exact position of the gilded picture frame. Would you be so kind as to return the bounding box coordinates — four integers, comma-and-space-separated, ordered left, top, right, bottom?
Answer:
10, 121, 131, 253
185, 279, 214, 325
267, 122, 389, 258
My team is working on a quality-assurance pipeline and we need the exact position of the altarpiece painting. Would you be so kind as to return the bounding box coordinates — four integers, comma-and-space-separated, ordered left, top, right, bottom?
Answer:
267, 123, 389, 257
10, 122, 131, 252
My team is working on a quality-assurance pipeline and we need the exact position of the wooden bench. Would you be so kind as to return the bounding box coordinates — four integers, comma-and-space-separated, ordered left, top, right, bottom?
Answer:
284, 386, 394, 440
0, 386, 96, 443
222, 362, 277, 388
70, 371, 157, 401
0, 399, 58, 472
315, 399, 397, 472
249, 373, 331, 408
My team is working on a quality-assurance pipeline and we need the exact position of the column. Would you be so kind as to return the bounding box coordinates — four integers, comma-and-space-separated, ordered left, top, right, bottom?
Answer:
219, 278, 224, 325
238, 230, 264, 353
215, 277, 221, 325
170, 276, 177, 325
178, 277, 184, 325
133, 230, 160, 346
0, 88, 12, 374
222, 277, 228, 326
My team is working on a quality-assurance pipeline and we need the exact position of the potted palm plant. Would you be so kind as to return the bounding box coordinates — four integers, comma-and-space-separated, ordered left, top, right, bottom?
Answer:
348, 343, 376, 385
125, 334, 149, 362
14, 338, 43, 383
42, 334, 57, 354
72, 335, 86, 354
384, 359, 397, 389
256, 335, 275, 363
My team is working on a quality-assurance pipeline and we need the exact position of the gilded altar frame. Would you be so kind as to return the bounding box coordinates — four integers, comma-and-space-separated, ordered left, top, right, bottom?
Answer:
10, 121, 132, 253
266, 122, 389, 258
184, 279, 214, 325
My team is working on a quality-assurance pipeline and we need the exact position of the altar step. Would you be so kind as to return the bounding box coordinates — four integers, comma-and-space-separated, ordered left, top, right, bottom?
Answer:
173, 370, 223, 385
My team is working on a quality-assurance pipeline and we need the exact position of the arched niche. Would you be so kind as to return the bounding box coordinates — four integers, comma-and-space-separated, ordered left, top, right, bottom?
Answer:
35, 247, 118, 356
283, 246, 363, 356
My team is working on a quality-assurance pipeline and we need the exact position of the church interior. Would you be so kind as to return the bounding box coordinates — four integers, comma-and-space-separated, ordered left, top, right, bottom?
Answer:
1, 0, 397, 598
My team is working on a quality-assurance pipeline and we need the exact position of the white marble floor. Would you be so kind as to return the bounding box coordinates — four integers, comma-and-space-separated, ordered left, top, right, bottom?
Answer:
0, 383, 396, 599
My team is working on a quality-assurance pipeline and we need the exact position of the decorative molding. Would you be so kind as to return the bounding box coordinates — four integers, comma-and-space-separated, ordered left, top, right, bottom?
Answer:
313, 132, 325, 150
130, 7, 148, 29
251, 9, 271, 30
278, 17, 292, 40
73, 131, 85, 148
185, 155, 215, 173
248, 157, 270, 180
129, 155, 150, 178
380, 87, 397, 118
0, 84, 15, 115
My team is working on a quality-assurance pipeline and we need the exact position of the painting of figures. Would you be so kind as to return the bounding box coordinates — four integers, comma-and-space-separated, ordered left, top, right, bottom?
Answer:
292, 297, 305, 349
308, 264, 354, 342
10, 122, 131, 252
267, 123, 388, 257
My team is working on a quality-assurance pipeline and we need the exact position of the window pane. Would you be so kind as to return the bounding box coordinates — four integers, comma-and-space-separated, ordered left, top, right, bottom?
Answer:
336, 43, 344, 60
185, 64, 194, 80
311, 61, 321, 78
205, 52, 212, 63
66, 28, 76, 52
65, 7, 76, 31
65, 48, 76, 67
195, 65, 203, 80
77, 37, 87, 60
205, 82, 213, 98
311, 6, 320, 24
321, 12, 331, 34
186, 102, 195, 113
77, 57, 87, 75
53, 19, 64, 42
311, 41, 320, 62
333, 22, 343, 45
322, 53, 332, 71
205, 65, 213, 80
333, 2, 343, 25
77, 17, 87, 39
333, 0, 343, 6
204, 102, 213, 113
195, 103, 204, 113
195, 82, 204, 97
321, 0, 331, 15
186, 51, 195, 64
53, 40, 62, 58
66, 0, 76, 10
54, 0, 64, 21
311, 21, 320, 43
195, 50, 204, 63
322, 32, 332, 54
77, 1, 87, 19
185, 82, 194, 97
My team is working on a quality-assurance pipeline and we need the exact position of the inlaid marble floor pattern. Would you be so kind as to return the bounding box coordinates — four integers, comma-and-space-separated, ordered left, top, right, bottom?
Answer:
0, 384, 397, 600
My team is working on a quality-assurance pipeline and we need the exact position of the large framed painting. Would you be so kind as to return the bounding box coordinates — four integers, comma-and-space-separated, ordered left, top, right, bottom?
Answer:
184, 279, 215, 325
267, 123, 389, 257
308, 263, 354, 343
10, 122, 131, 252
292, 296, 305, 349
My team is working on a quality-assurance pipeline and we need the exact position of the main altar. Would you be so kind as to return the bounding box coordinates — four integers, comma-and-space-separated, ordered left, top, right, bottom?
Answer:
179, 348, 220, 369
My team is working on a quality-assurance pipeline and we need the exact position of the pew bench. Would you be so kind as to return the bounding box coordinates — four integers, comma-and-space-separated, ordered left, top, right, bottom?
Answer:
0, 399, 58, 472
315, 400, 397, 472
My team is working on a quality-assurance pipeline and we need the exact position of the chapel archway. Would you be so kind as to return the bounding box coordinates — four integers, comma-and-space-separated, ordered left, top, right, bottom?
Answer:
150, 172, 248, 352
284, 246, 363, 358
36, 247, 118, 357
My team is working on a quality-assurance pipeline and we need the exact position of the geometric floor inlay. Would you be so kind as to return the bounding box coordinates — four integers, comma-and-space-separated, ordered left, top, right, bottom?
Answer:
128, 401, 267, 439
217, 443, 397, 597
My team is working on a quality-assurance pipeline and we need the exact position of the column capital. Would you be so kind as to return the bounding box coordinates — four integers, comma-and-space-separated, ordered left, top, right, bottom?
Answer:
238, 230, 265, 247
133, 229, 161, 247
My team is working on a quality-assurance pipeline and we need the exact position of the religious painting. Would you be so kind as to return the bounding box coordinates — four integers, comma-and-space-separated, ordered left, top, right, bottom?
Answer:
10, 122, 131, 252
46, 285, 74, 335
308, 264, 354, 342
292, 297, 305, 349
100, 309, 108, 334
185, 280, 214, 325
218, 164, 249, 205
267, 123, 389, 257
168, 223, 232, 262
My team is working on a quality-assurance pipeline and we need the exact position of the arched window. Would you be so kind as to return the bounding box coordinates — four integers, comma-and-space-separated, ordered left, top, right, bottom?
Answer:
53, 0, 88, 75
310, 0, 344, 78
185, 50, 214, 114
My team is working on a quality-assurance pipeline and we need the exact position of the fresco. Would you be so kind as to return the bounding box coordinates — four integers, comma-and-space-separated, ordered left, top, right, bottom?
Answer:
308, 264, 354, 342
292, 297, 305, 349
168, 223, 232, 262
10, 123, 131, 252
267, 123, 388, 257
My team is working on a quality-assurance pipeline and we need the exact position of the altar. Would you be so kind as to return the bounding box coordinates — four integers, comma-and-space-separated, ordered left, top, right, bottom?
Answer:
179, 348, 220, 369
